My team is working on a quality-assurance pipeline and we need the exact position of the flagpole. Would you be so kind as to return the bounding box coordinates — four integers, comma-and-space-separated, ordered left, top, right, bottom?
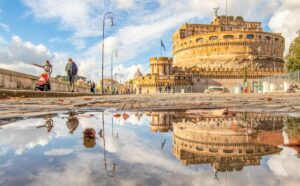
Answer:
160, 39, 162, 57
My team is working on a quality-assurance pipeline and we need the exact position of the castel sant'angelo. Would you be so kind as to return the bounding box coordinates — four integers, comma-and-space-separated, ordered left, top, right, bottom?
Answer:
133, 9, 286, 94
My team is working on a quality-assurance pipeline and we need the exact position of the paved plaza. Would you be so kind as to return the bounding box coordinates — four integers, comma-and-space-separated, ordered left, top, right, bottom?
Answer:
1, 93, 300, 122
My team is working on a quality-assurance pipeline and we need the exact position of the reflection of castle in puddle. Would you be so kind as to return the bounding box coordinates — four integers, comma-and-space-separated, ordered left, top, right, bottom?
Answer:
150, 111, 287, 173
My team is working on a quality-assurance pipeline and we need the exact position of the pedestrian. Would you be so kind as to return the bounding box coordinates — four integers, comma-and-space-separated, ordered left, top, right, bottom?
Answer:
32, 60, 53, 90
65, 58, 78, 92
32, 60, 53, 76
167, 84, 171, 93
90, 82, 96, 94
159, 86, 162, 93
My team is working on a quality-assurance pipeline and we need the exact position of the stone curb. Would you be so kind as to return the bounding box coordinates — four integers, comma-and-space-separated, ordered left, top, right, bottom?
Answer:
0, 89, 101, 98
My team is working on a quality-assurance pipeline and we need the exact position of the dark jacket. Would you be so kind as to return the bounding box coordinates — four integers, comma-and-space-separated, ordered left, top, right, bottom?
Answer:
65, 62, 78, 76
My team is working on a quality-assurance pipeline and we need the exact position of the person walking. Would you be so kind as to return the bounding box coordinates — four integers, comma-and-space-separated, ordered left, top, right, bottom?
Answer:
90, 82, 96, 94
65, 58, 78, 92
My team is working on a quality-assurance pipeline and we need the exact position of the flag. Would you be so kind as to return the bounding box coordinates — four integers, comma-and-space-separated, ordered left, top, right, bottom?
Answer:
160, 40, 166, 51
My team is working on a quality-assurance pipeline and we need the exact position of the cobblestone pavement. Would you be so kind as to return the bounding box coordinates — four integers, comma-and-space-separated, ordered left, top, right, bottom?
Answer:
1, 93, 300, 122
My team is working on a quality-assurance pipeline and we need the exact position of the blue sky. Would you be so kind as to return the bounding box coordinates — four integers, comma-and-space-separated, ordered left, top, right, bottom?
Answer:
0, 0, 300, 82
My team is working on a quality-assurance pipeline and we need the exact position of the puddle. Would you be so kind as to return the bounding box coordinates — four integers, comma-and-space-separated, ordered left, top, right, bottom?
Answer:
0, 110, 300, 186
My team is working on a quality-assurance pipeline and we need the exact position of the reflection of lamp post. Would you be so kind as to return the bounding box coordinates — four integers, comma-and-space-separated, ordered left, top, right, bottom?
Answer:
111, 50, 118, 94
273, 54, 276, 72
101, 12, 115, 94
99, 112, 116, 177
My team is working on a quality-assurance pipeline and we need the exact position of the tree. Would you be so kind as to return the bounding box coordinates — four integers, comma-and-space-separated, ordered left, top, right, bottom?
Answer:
128, 79, 134, 85
286, 34, 300, 72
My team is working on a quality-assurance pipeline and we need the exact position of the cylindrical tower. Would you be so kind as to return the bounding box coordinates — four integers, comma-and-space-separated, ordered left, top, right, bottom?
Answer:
172, 16, 285, 69
150, 57, 173, 76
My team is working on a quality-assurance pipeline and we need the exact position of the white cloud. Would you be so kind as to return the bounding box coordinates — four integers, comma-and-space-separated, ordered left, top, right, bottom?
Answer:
116, 0, 135, 9
0, 118, 52, 155
0, 35, 60, 77
268, 0, 300, 53
268, 147, 300, 178
0, 23, 9, 32
114, 64, 146, 82
22, 0, 102, 38
44, 148, 74, 156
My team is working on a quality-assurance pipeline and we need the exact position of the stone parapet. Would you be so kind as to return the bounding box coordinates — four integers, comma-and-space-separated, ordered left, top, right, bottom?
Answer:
0, 68, 91, 93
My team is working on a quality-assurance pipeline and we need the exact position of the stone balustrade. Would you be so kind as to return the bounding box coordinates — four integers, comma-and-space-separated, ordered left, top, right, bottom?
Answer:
0, 68, 91, 93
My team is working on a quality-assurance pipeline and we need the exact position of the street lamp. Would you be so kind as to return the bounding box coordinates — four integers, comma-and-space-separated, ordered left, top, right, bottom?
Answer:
101, 12, 115, 94
111, 50, 118, 94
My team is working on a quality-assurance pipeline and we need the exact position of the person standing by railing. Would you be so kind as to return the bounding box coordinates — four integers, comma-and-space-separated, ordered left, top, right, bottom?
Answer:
32, 60, 53, 90
32, 60, 53, 76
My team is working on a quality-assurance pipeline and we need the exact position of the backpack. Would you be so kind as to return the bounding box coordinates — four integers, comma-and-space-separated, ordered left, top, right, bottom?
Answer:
71, 63, 78, 75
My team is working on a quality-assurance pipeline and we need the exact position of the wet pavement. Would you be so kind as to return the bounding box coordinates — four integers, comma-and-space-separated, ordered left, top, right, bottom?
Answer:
1, 93, 300, 120
0, 110, 300, 186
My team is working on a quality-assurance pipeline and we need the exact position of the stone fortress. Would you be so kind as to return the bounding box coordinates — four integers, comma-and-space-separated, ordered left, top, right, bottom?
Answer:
133, 9, 286, 94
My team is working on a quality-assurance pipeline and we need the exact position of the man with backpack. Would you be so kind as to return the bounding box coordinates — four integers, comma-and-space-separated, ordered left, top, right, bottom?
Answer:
65, 58, 78, 92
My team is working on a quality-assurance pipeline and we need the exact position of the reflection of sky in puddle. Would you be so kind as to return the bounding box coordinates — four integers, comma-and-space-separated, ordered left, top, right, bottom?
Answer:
0, 111, 300, 186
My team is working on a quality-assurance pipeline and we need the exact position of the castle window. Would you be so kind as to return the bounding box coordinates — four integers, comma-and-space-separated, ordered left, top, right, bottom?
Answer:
246, 34, 254, 39
209, 36, 218, 40
275, 38, 279, 42
209, 148, 218, 153
259, 35, 262, 39
223, 35, 234, 40
265, 36, 271, 41
223, 149, 233, 153
239, 35, 243, 39
196, 38, 204, 42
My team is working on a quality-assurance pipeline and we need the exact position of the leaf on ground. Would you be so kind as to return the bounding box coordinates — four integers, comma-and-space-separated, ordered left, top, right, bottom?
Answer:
83, 98, 92, 101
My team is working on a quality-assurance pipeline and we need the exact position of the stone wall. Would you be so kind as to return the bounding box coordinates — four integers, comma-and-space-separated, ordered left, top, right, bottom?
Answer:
0, 68, 91, 93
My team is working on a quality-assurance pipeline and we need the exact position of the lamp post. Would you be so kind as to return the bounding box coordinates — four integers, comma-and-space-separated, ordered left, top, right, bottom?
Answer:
101, 12, 115, 94
111, 50, 118, 94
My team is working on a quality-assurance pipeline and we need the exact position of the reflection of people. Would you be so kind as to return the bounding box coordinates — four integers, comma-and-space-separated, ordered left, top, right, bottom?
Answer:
83, 128, 96, 148
66, 112, 79, 134
36, 115, 54, 132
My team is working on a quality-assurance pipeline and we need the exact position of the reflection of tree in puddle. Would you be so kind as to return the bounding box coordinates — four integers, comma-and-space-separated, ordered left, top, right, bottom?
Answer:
36, 115, 54, 132
149, 110, 289, 178
285, 117, 300, 157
